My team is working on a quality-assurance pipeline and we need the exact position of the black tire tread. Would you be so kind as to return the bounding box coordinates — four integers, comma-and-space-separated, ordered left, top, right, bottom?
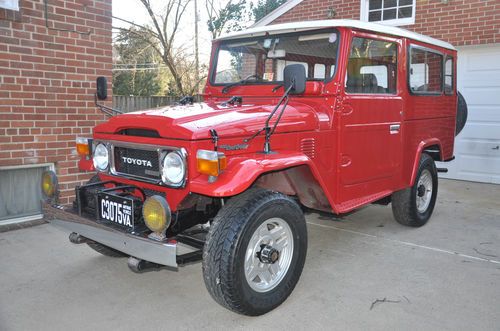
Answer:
202, 188, 305, 315
456, 91, 468, 136
392, 153, 437, 227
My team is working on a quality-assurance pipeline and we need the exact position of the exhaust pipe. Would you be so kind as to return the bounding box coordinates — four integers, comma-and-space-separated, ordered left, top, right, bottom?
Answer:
69, 232, 89, 244
127, 256, 163, 273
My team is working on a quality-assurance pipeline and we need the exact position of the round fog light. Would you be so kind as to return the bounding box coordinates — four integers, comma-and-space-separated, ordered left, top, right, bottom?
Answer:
41, 170, 58, 198
143, 195, 171, 235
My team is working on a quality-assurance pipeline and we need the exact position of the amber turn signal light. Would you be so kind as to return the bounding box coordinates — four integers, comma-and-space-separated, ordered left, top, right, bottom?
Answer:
196, 150, 227, 177
76, 137, 91, 156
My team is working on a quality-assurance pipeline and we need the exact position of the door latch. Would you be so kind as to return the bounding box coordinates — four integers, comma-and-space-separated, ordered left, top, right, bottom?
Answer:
390, 124, 400, 134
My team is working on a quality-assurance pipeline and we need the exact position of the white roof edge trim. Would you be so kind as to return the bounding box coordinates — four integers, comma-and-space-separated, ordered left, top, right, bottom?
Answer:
251, 0, 304, 28
219, 19, 456, 50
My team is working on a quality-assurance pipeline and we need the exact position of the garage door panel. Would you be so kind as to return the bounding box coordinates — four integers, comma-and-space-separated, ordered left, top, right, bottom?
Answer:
462, 105, 499, 122
465, 52, 500, 71
459, 123, 500, 140
460, 87, 500, 106
456, 139, 500, 158
439, 45, 500, 184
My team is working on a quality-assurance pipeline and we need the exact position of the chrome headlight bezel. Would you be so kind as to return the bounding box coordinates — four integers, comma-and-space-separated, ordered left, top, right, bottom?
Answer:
160, 150, 187, 187
92, 142, 109, 171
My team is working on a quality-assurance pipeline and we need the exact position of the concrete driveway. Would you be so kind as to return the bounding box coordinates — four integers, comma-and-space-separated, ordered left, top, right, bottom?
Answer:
1, 179, 499, 330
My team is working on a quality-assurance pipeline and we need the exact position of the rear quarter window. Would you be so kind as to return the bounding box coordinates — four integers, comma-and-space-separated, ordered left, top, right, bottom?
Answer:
409, 46, 443, 94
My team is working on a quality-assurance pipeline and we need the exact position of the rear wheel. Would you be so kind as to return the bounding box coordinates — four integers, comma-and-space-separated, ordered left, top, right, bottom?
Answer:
392, 154, 438, 227
202, 188, 307, 316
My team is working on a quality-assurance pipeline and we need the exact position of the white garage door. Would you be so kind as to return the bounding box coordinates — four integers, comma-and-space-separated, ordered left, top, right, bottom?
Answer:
438, 44, 500, 184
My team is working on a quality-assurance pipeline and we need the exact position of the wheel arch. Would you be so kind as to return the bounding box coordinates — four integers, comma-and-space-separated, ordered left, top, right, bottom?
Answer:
190, 152, 336, 213
253, 165, 333, 213
410, 139, 442, 186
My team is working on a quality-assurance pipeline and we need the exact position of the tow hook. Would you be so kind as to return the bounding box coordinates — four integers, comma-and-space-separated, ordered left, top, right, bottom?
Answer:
69, 232, 89, 244
127, 256, 163, 273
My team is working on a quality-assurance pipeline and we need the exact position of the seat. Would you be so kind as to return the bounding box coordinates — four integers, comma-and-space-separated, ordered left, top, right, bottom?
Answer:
346, 73, 386, 94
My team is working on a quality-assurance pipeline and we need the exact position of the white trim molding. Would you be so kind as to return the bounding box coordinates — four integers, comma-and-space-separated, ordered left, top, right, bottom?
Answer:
218, 19, 455, 50
252, 0, 304, 27
0, 0, 19, 11
360, 0, 416, 26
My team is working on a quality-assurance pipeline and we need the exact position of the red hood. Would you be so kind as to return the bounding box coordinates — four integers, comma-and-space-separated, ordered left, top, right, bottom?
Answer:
94, 100, 320, 140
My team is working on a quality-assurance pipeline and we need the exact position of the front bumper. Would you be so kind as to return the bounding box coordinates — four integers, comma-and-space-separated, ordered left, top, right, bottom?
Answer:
42, 202, 196, 268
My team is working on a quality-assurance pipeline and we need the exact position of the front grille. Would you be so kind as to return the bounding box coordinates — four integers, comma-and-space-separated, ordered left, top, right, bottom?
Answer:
113, 147, 160, 181
118, 128, 161, 138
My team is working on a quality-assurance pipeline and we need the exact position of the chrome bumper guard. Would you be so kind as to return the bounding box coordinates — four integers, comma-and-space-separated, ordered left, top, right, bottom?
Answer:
42, 202, 197, 268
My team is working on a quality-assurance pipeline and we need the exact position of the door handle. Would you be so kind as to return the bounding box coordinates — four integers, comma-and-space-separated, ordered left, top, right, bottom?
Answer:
390, 124, 400, 134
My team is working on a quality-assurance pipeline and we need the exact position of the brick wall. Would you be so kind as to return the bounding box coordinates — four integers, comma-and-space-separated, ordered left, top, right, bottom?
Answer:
0, 0, 112, 205
271, 0, 500, 46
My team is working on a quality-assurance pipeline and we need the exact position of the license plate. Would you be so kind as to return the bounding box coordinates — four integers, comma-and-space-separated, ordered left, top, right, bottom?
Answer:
97, 193, 134, 229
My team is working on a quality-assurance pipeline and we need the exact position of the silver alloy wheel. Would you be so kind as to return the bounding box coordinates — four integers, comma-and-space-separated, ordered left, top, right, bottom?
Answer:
244, 218, 294, 293
416, 169, 433, 213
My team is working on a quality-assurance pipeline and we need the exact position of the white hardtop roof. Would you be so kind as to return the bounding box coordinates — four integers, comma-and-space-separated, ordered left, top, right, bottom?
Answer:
217, 19, 456, 50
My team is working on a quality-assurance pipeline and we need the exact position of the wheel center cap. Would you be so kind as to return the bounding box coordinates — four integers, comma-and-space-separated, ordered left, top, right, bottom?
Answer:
417, 184, 426, 197
259, 245, 280, 264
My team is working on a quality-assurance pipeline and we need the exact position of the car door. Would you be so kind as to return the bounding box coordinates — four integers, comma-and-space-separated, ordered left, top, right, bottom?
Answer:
338, 32, 403, 204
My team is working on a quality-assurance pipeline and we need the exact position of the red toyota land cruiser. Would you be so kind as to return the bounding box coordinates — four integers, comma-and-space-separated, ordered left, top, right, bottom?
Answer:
42, 19, 467, 316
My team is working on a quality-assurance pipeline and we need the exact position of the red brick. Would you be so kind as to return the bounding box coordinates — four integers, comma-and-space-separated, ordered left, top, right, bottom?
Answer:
0, 0, 112, 206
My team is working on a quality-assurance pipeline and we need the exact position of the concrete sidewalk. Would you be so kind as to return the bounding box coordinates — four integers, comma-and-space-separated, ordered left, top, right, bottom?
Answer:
0, 179, 499, 330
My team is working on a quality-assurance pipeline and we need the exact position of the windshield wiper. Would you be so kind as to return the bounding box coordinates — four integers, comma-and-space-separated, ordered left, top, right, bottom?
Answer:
244, 83, 294, 153
222, 75, 261, 94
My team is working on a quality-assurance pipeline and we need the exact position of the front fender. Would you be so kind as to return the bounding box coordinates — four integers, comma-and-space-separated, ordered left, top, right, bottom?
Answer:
190, 151, 321, 197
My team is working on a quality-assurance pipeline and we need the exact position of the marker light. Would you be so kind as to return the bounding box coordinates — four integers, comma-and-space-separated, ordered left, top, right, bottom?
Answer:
41, 170, 58, 198
196, 150, 227, 177
76, 137, 91, 156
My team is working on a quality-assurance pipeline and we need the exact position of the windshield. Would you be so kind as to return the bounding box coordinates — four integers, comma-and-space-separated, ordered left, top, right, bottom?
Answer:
212, 29, 340, 85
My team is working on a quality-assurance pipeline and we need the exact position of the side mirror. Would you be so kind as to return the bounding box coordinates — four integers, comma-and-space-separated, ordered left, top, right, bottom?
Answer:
283, 64, 306, 94
96, 76, 108, 100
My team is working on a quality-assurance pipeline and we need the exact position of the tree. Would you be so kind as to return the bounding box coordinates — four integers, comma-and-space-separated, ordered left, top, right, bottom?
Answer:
113, 0, 197, 96
205, 0, 247, 40
250, 0, 286, 22
113, 29, 164, 96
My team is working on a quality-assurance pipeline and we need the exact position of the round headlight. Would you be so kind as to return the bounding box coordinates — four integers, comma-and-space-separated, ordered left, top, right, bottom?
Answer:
161, 152, 185, 185
41, 170, 58, 198
93, 143, 109, 171
143, 195, 171, 234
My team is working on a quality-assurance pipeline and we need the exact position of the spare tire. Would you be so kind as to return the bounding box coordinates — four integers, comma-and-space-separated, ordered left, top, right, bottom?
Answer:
456, 91, 468, 136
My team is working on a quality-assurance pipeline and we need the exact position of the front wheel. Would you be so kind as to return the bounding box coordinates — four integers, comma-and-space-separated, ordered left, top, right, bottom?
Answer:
391, 153, 438, 227
202, 188, 307, 316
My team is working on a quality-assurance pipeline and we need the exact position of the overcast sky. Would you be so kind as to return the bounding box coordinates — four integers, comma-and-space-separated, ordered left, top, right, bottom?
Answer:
112, 0, 259, 65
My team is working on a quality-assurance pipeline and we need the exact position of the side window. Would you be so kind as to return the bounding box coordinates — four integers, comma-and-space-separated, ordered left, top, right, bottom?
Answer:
409, 47, 443, 94
346, 37, 397, 94
276, 60, 308, 81
360, 65, 389, 88
444, 56, 454, 95
314, 64, 326, 79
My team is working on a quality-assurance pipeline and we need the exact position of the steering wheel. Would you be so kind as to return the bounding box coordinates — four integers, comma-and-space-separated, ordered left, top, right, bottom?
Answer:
241, 74, 262, 82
